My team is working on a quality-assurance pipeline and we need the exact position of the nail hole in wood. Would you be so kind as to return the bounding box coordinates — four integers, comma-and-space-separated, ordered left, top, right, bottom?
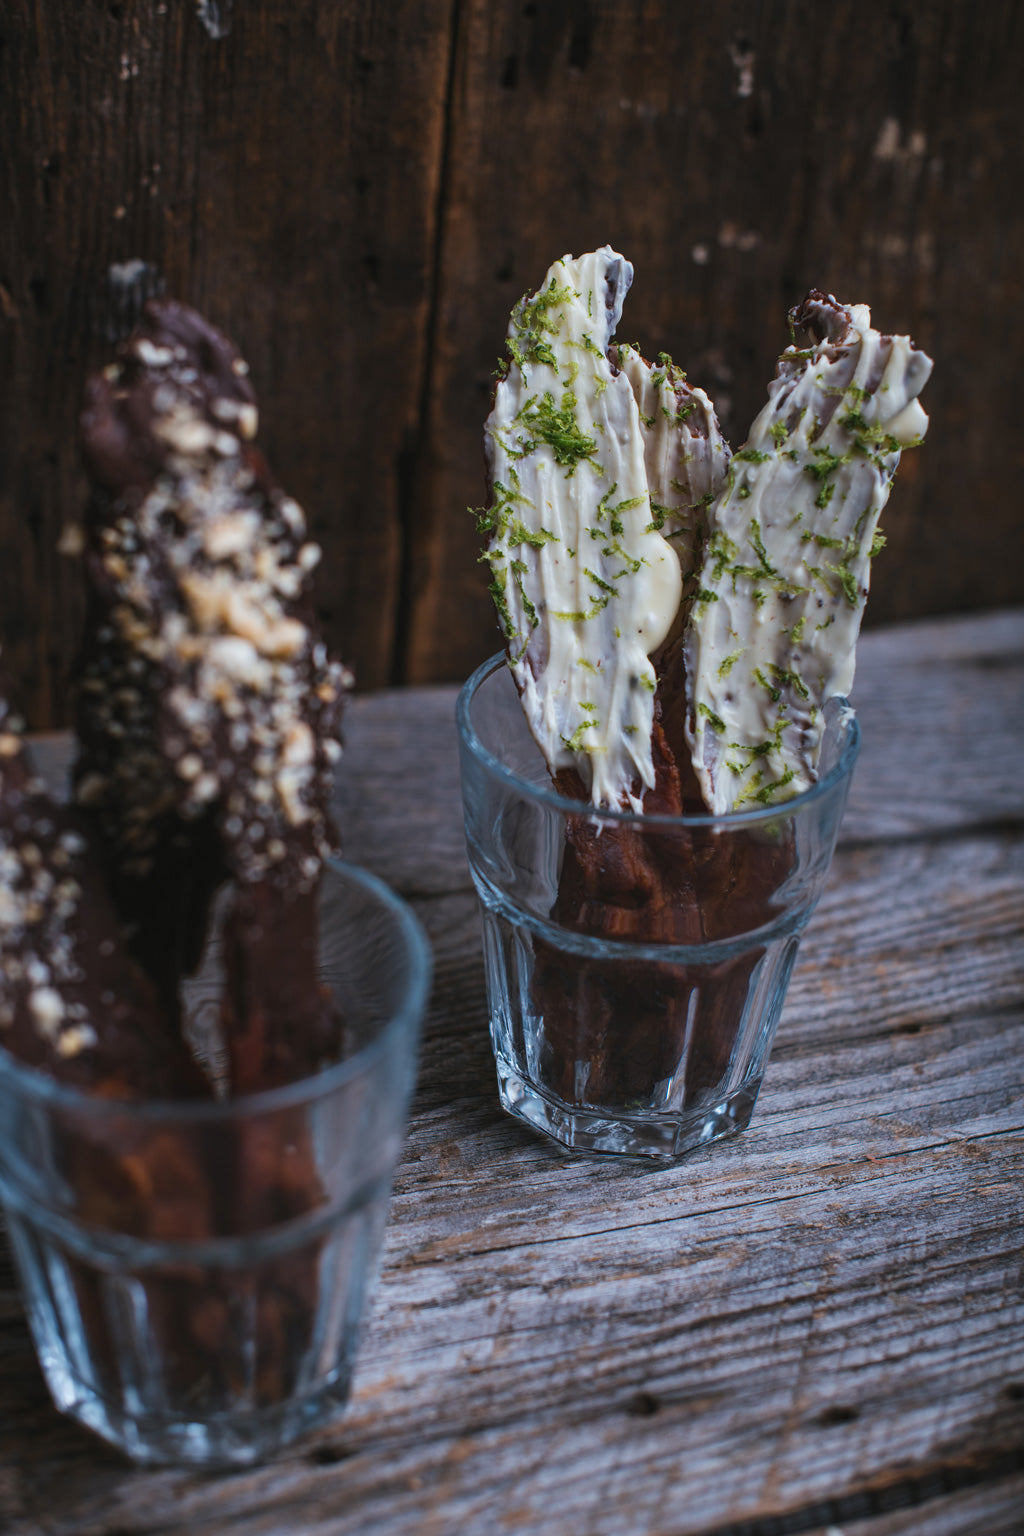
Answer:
626, 1390, 661, 1417
819, 1404, 860, 1426
1004, 1382, 1024, 1402
308, 1440, 354, 1465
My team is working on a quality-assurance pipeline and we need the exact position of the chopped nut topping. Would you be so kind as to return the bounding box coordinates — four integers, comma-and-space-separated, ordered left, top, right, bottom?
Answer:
158, 414, 217, 456
282, 722, 314, 767
55, 1022, 98, 1058
29, 986, 65, 1042
203, 513, 255, 560
73, 297, 348, 905
57, 523, 86, 557
133, 339, 175, 369
236, 403, 258, 440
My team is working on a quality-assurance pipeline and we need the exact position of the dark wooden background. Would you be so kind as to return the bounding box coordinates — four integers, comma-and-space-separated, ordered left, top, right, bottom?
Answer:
1, 0, 1022, 725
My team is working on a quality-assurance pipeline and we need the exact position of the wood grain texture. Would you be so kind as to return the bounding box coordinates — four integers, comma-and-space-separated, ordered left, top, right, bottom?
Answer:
0, 0, 453, 714
403, 0, 1024, 683
3, 2, 1024, 727
0, 610, 1021, 1534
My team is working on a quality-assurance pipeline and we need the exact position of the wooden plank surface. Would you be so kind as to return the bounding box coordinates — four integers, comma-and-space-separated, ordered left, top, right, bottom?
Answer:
402, 0, 1024, 685
1, 610, 1022, 1535
0, 0, 454, 707
3, 2, 1024, 726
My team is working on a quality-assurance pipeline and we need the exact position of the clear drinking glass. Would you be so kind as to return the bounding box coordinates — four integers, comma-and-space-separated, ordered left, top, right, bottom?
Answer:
0, 860, 430, 1466
457, 655, 859, 1160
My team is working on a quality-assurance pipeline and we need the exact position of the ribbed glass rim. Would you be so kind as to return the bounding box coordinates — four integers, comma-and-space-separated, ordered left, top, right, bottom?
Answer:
0, 858, 431, 1121
456, 652, 861, 830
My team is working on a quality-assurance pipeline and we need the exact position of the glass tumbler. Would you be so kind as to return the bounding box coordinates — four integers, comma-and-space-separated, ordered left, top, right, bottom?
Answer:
0, 859, 430, 1466
457, 656, 859, 1160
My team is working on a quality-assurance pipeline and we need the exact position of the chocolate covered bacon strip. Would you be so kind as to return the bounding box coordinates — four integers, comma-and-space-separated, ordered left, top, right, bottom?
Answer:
483, 248, 685, 812
614, 343, 731, 793
684, 291, 932, 813
0, 683, 208, 1098
76, 300, 349, 1090
615, 343, 731, 617
70, 305, 349, 1397
0, 303, 360, 1419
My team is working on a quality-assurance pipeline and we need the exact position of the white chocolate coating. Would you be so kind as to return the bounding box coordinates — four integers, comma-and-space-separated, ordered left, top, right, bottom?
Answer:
616, 344, 731, 589
685, 294, 932, 814
483, 249, 684, 810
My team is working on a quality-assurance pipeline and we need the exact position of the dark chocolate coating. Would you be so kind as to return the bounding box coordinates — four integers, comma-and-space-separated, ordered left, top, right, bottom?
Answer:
80, 300, 258, 498
75, 299, 348, 1089
0, 686, 208, 1098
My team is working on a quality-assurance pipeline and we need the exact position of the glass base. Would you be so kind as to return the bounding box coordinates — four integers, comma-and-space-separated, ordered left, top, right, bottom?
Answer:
5, 1183, 387, 1467
458, 654, 857, 1166
52, 1376, 353, 1468
43, 1360, 353, 1466
495, 1051, 761, 1160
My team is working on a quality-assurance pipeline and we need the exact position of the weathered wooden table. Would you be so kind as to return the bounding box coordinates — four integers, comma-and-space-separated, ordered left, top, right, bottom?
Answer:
2, 609, 1022, 1535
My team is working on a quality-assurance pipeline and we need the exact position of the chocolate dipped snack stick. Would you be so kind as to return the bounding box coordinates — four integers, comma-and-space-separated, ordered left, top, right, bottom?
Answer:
482, 247, 684, 813
76, 299, 349, 1090
0, 682, 208, 1099
615, 342, 731, 627
63, 303, 353, 1413
614, 344, 731, 796
0, 693, 217, 1414
684, 291, 932, 813
482, 251, 700, 967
